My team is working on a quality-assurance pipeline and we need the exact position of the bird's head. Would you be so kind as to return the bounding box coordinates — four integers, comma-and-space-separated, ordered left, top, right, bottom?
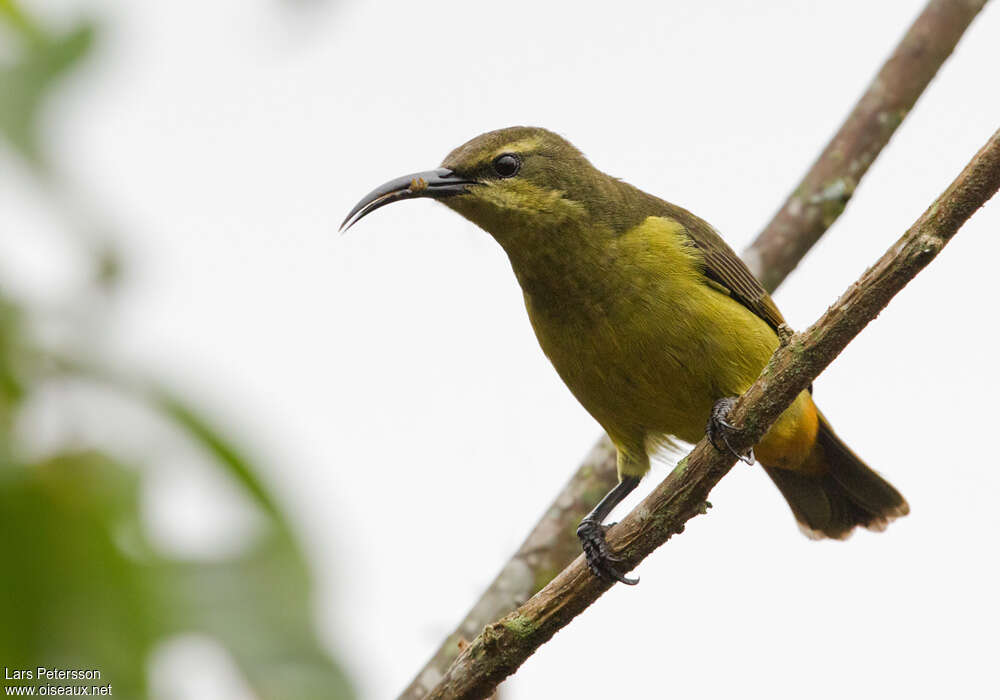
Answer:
342, 127, 622, 247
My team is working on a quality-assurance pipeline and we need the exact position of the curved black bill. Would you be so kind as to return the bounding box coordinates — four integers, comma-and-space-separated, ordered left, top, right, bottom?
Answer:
340, 167, 474, 231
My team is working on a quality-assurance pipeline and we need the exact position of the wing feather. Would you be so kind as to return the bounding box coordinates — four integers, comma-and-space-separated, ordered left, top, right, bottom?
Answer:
647, 207, 785, 332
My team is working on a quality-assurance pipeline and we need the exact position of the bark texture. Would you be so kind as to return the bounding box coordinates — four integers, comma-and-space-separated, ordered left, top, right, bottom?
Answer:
744, 0, 988, 290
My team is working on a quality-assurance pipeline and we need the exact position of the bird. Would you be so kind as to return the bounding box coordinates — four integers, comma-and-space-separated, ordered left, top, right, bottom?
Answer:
342, 126, 908, 585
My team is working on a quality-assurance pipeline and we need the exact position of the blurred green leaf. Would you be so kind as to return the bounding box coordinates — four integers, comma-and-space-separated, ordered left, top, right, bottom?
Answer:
0, 0, 44, 41
0, 298, 28, 438
0, 6, 95, 165
0, 452, 159, 697
161, 536, 354, 700
147, 393, 355, 697
1, 3, 355, 697
0, 450, 354, 699
155, 393, 286, 527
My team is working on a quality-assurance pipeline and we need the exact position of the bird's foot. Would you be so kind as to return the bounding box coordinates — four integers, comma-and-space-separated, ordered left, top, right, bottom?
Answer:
706, 396, 755, 465
576, 519, 638, 586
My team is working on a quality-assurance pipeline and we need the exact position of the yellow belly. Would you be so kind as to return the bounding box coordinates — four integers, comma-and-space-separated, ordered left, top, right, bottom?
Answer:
521, 216, 817, 475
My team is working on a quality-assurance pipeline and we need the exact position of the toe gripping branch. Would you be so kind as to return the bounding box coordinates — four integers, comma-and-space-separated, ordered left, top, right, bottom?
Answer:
706, 396, 755, 465
576, 475, 641, 585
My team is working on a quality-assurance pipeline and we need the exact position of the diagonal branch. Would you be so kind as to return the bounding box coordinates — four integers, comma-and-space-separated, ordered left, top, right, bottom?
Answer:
399, 1, 987, 695
426, 127, 1000, 700
743, 0, 991, 289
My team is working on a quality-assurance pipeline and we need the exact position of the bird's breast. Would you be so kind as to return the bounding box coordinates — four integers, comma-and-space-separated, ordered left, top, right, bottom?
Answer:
516, 216, 778, 447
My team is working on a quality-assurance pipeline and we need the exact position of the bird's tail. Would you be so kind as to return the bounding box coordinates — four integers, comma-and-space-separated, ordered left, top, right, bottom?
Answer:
764, 415, 909, 539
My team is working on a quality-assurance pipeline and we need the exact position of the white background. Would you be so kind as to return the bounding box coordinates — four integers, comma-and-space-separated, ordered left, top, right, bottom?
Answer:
3, 1, 999, 698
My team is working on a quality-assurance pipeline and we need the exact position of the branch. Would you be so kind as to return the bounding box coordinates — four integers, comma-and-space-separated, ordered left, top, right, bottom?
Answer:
402, 439, 618, 696
744, 0, 989, 291
399, 2, 987, 695
427, 128, 1000, 700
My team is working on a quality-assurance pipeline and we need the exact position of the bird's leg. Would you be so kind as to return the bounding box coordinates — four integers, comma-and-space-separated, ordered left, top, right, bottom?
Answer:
576, 475, 641, 585
706, 396, 755, 465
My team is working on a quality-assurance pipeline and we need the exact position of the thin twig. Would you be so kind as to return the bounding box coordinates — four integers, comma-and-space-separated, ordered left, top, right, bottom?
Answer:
427, 127, 1000, 700
398, 2, 987, 695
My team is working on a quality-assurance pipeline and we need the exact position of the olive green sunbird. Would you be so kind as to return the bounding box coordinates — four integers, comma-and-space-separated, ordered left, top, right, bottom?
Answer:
343, 126, 908, 584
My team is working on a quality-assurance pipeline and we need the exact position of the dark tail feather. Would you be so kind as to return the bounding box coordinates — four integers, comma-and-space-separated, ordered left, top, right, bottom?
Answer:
764, 416, 909, 540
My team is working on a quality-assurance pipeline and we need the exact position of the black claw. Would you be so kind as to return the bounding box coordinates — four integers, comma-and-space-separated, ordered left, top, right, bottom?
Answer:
576, 520, 639, 585
707, 397, 755, 465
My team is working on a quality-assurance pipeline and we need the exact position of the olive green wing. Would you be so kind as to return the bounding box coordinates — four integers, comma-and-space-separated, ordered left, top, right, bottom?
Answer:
687, 221, 785, 332
652, 204, 785, 332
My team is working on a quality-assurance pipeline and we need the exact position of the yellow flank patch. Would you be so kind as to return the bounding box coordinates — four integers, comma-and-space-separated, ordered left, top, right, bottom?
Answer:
615, 216, 697, 273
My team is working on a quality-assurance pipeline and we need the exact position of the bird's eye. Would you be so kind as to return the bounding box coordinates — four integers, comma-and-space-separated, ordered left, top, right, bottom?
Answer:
492, 153, 521, 178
